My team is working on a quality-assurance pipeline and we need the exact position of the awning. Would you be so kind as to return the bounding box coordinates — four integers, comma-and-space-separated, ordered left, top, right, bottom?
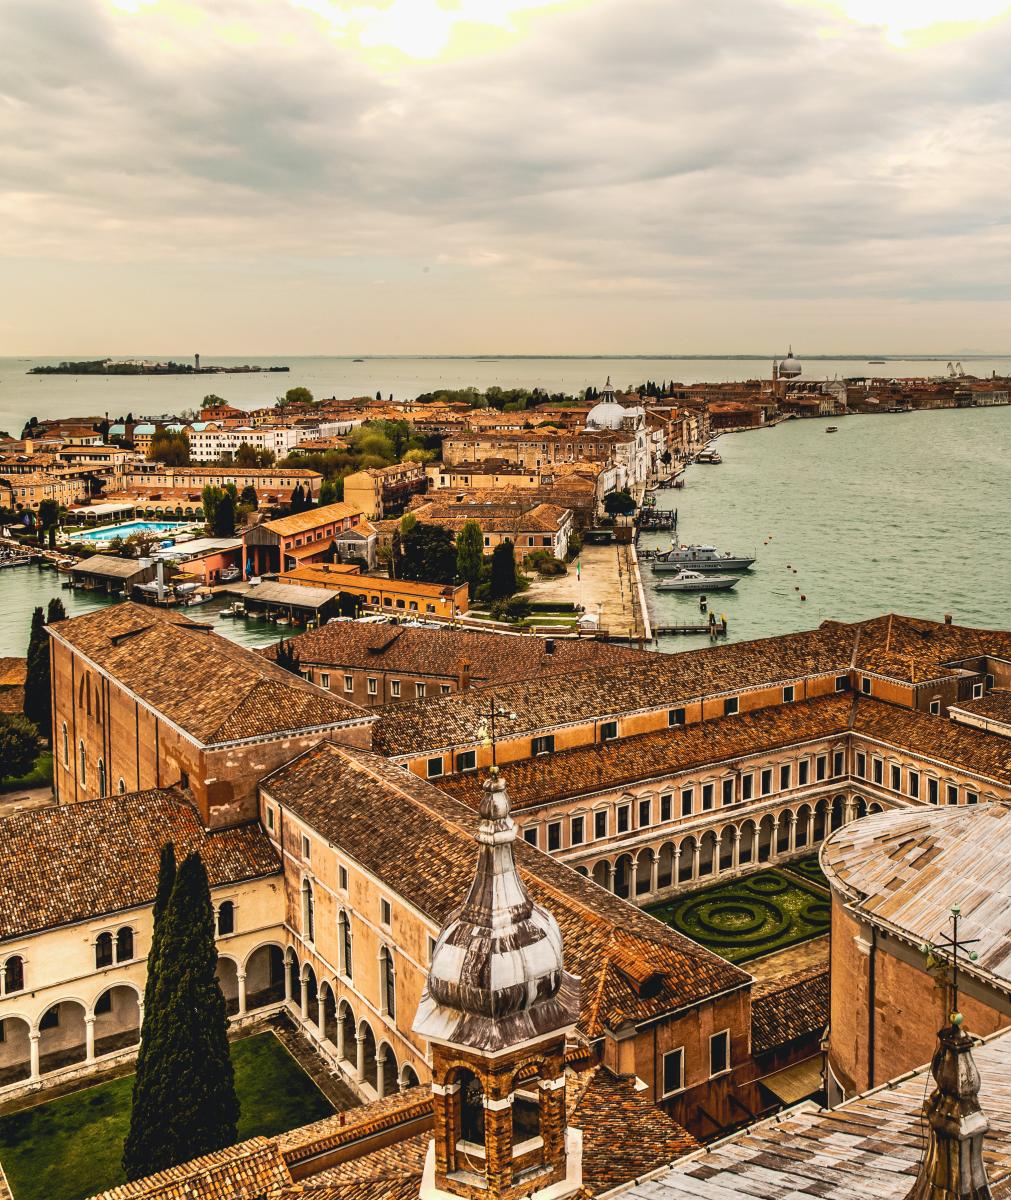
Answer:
759, 1058, 822, 1106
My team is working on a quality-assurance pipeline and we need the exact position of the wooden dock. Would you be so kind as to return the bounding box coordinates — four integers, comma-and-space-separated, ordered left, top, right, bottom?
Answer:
654, 619, 728, 638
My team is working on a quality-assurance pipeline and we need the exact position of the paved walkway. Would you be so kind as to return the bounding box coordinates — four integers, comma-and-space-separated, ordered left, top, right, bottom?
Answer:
747, 935, 829, 985
523, 543, 647, 643
0, 787, 55, 819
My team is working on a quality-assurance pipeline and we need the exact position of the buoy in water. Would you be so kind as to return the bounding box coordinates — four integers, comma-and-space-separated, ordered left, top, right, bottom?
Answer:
801, 595, 807, 601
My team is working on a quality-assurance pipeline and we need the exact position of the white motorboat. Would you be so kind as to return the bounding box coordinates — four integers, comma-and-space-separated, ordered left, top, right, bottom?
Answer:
651, 544, 755, 573
654, 569, 738, 593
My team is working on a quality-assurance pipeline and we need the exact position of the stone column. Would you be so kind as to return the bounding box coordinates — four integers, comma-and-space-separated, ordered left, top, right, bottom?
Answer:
807, 809, 816, 845
29, 1032, 40, 1083
649, 852, 659, 895
771, 816, 780, 858
844, 797, 856, 823
788, 813, 798, 854
376, 1049, 387, 1099
336, 1013, 346, 1061
85, 1016, 96, 1065
672, 846, 681, 886
607, 864, 617, 893
732, 827, 741, 871
691, 841, 700, 880
317, 995, 327, 1042
299, 975, 309, 1022
284, 960, 293, 1003
355, 1031, 366, 1083
236, 970, 247, 1017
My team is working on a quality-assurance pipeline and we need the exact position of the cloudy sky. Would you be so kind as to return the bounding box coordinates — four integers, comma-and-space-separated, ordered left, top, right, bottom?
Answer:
3, 0, 1011, 354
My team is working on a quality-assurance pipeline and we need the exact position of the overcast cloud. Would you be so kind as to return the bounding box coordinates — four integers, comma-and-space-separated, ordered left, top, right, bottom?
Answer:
2, 0, 1011, 353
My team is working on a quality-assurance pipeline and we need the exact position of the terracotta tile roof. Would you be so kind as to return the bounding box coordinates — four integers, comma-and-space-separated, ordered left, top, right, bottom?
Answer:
260, 502, 364, 537
438, 694, 852, 811
0, 788, 279, 941
0, 658, 26, 688
620, 1026, 1011, 1200
405, 500, 571, 534
279, 1089, 429, 1157
49, 602, 367, 745
951, 689, 1011, 727
261, 744, 748, 1036
85, 1136, 292, 1200
751, 967, 829, 1055
848, 613, 1011, 683
273, 624, 648, 688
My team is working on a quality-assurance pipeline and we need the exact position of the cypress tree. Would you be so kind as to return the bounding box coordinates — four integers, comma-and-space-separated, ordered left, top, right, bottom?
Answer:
47, 596, 67, 624
23, 606, 51, 742
124, 851, 238, 1179
489, 542, 518, 600
123, 843, 177, 1180
455, 520, 484, 599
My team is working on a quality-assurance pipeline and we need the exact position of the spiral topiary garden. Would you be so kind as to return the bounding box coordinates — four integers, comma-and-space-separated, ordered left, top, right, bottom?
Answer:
646, 862, 831, 964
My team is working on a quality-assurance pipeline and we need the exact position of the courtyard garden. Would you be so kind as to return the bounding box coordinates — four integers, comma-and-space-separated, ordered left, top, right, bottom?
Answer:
0, 1032, 334, 1200
646, 857, 831, 964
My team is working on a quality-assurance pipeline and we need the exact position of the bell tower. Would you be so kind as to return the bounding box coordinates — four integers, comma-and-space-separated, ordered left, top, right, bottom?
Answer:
414, 769, 582, 1200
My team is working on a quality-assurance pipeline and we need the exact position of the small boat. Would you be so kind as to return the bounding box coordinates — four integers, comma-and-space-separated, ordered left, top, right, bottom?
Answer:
696, 450, 722, 464
654, 569, 738, 592
218, 601, 246, 618
652, 545, 755, 573
275, 616, 290, 626
218, 566, 241, 583
868, 359, 886, 364
826, 426, 839, 433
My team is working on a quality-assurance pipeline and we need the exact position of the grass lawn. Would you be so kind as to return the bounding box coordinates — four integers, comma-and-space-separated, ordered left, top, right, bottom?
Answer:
0, 751, 53, 794
646, 864, 831, 964
0, 1033, 334, 1200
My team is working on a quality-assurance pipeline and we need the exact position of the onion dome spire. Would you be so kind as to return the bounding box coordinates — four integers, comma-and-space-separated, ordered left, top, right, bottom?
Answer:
905, 1021, 992, 1200
413, 769, 580, 1053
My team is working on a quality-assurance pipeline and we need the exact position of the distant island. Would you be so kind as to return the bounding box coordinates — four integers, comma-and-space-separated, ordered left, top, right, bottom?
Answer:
28, 358, 289, 376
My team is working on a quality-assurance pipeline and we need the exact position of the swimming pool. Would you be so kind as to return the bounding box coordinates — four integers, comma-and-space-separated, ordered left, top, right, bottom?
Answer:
68, 520, 191, 545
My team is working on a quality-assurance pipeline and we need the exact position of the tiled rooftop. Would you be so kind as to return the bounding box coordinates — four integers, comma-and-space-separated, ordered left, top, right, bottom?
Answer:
751, 967, 829, 1055
262, 743, 749, 1035
86, 1138, 293, 1200
50, 602, 367, 745
260, 502, 364, 537
0, 788, 279, 942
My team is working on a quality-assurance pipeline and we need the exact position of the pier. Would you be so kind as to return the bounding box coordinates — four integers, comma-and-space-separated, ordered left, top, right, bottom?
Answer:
654, 618, 728, 638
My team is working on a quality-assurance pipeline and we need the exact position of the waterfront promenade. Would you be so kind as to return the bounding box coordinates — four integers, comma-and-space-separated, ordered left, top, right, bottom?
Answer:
523, 542, 650, 643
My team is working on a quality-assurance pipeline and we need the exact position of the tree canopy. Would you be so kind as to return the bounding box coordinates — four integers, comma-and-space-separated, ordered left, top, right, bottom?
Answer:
149, 430, 190, 466
489, 541, 518, 600
0, 713, 40, 781
23, 606, 50, 742
400, 522, 457, 583
604, 489, 636, 516
281, 386, 314, 406
455, 520, 483, 598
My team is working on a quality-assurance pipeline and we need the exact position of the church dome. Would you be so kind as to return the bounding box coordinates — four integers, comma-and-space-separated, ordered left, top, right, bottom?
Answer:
586, 400, 629, 430
413, 771, 579, 1052
779, 348, 802, 378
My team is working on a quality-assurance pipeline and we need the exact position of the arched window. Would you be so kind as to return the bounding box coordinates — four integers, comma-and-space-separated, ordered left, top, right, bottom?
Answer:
3, 956, 24, 995
79, 741, 87, 786
302, 879, 315, 943
116, 927, 134, 962
380, 945, 395, 1018
339, 910, 353, 980
118, 778, 126, 795
97, 758, 107, 798
95, 931, 113, 968
217, 901, 235, 936
62, 722, 69, 768
458, 1069, 485, 1146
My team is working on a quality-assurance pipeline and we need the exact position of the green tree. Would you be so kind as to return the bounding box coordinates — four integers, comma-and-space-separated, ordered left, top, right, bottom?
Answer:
489, 541, 518, 600
123, 851, 238, 1179
275, 639, 300, 674
124, 529, 162, 558
47, 596, 67, 624
400, 523, 456, 583
282, 386, 314, 406
212, 493, 236, 537
455, 520, 483, 598
239, 485, 258, 510
201, 485, 223, 529
318, 479, 337, 506
149, 430, 190, 466
0, 713, 40, 781
400, 512, 417, 537
202, 394, 225, 407
38, 498, 60, 548
604, 490, 636, 517
23, 606, 50, 741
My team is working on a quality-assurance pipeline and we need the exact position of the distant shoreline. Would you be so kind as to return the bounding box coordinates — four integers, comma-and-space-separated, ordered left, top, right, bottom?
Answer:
27, 359, 290, 376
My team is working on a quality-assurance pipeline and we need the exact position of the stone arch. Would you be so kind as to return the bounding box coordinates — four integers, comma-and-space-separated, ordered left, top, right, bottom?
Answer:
738, 819, 757, 867
697, 830, 718, 878
37, 998, 88, 1075
358, 1019, 378, 1090
92, 983, 141, 1056
575, 865, 589, 877
814, 798, 830, 841
378, 1040, 398, 1098
303, 962, 319, 1026
677, 835, 697, 884
337, 1000, 357, 1072
855, 795, 869, 819
216, 956, 240, 1016
0, 1015, 31, 1086
243, 942, 285, 1009
717, 824, 736, 872
614, 853, 634, 899
830, 795, 845, 831
656, 841, 675, 890
795, 803, 813, 850
757, 814, 775, 862
633, 847, 653, 897
776, 810, 793, 855
318, 980, 337, 1044
868, 801, 883, 814
591, 860, 611, 891
401, 1062, 420, 1089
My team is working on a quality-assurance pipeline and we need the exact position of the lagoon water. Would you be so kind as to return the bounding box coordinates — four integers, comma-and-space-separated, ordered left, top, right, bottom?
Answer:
0, 355, 1008, 655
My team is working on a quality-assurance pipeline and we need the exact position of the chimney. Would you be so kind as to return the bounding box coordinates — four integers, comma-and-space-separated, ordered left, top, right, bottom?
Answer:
457, 658, 472, 691
904, 1022, 992, 1200
945, 614, 954, 625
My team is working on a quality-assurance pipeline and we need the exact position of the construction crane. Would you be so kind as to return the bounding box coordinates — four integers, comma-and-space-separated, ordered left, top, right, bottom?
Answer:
947, 361, 966, 378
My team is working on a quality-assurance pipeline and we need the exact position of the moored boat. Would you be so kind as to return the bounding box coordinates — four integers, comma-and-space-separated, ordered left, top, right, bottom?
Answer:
654, 569, 738, 593
696, 450, 722, 464
826, 425, 839, 433
651, 544, 755, 573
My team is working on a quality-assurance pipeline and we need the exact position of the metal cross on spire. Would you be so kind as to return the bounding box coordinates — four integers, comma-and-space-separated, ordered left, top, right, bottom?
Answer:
921, 904, 981, 1027
474, 693, 517, 770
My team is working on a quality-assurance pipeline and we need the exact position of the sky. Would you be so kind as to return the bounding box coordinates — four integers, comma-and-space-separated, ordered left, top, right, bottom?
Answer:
3, 0, 1011, 355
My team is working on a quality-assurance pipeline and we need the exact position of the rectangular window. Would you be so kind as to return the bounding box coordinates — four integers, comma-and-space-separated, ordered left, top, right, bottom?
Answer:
709, 1030, 730, 1077
973, 682, 984, 699
415, 682, 426, 698
617, 805, 630, 833
780, 763, 791, 791
532, 734, 555, 757
320, 672, 330, 689
301, 834, 311, 861
742, 773, 754, 801
947, 784, 959, 806
367, 677, 378, 696
594, 810, 607, 839
856, 752, 867, 779
872, 757, 883, 785
441, 684, 452, 694
380, 898, 392, 926
798, 759, 810, 786
571, 816, 585, 845
928, 777, 939, 804
638, 798, 651, 828
724, 696, 739, 716
760, 768, 773, 796
266, 806, 275, 832
601, 720, 618, 742
833, 750, 844, 778
816, 755, 827, 782
427, 756, 444, 779
680, 788, 693, 817
835, 674, 848, 692
391, 680, 401, 698
660, 793, 673, 822
909, 770, 920, 799
456, 749, 476, 773
547, 822, 562, 852
339, 865, 348, 891
782, 685, 795, 703
861, 677, 872, 695
701, 783, 715, 810
523, 827, 538, 847
722, 777, 734, 806
890, 764, 901, 791
668, 707, 685, 728
929, 700, 941, 715
344, 675, 354, 693
662, 1048, 685, 1097
967, 791, 979, 805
